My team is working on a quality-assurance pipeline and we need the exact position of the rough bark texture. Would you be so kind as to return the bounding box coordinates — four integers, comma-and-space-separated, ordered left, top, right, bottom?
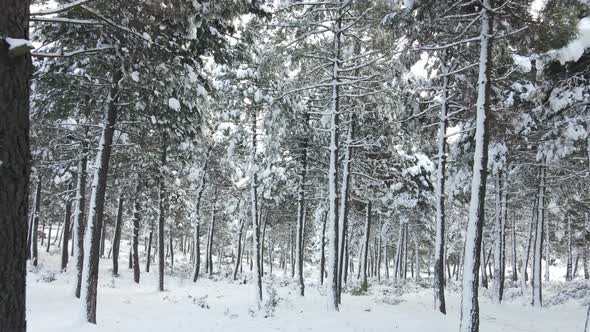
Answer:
0, 2, 31, 329
459, 2, 493, 331
80, 68, 122, 323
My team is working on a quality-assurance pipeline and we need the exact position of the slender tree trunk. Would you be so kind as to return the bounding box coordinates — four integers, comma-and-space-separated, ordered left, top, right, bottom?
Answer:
169, 235, 174, 271
361, 202, 371, 290
532, 165, 546, 307
295, 113, 309, 296
233, 221, 245, 280
480, 242, 488, 288
492, 171, 505, 303
31, 177, 41, 267
459, 2, 493, 331
132, 185, 141, 283
566, 214, 573, 281
207, 191, 217, 275
146, 223, 153, 273
158, 137, 167, 292
511, 213, 518, 282
80, 68, 122, 323
320, 212, 327, 285
74, 140, 88, 298
250, 109, 263, 307
111, 194, 124, 276
0, 2, 31, 330
99, 222, 106, 258
61, 186, 74, 271
433, 66, 449, 313
522, 198, 537, 287
337, 114, 354, 302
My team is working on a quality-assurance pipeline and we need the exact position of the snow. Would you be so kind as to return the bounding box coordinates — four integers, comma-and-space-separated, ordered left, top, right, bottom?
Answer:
544, 17, 590, 65
131, 71, 140, 82
168, 97, 181, 111
26, 251, 589, 332
4, 37, 34, 51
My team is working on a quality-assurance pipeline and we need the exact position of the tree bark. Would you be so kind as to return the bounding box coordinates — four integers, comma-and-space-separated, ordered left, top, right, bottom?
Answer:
111, 194, 124, 276
361, 202, 371, 290
233, 221, 245, 280
61, 186, 74, 271
74, 140, 88, 298
0, 2, 31, 330
80, 68, 122, 323
337, 114, 354, 302
31, 177, 42, 267
532, 165, 546, 307
158, 136, 167, 292
320, 212, 327, 285
250, 109, 263, 307
132, 185, 141, 283
146, 222, 153, 273
459, 2, 493, 331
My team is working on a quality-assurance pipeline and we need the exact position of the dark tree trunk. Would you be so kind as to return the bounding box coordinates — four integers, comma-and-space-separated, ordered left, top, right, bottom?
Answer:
169, 235, 174, 271
61, 187, 73, 271
132, 186, 141, 283
100, 221, 106, 258
233, 221, 245, 280
320, 212, 327, 285
296, 113, 309, 296
0, 3, 31, 331
74, 139, 88, 298
111, 195, 124, 276
80, 68, 122, 324
46, 223, 52, 253
146, 224, 153, 273
192, 224, 200, 282
158, 137, 167, 292
31, 177, 41, 266
361, 202, 371, 290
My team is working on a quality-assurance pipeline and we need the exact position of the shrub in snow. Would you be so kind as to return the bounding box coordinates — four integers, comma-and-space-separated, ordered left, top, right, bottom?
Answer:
263, 279, 281, 318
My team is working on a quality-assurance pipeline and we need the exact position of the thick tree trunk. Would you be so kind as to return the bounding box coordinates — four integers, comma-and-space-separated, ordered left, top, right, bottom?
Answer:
532, 165, 546, 307
61, 187, 74, 271
111, 194, 124, 276
74, 140, 88, 298
80, 68, 122, 323
0, 2, 31, 330
158, 137, 167, 292
459, 2, 493, 331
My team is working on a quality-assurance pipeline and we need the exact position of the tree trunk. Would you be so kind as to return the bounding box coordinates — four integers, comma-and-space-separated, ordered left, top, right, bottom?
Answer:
46, 223, 53, 253
80, 68, 122, 323
31, 177, 42, 266
111, 194, 124, 276
337, 114, 354, 302
480, 242, 488, 288
74, 140, 88, 298
566, 215, 573, 281
132, 185, 141, 284
158, 137, 167, 292
233, 221, 245, 280
492, 171, 505, 303
459, 2, 493, 331
250, 109, 263, 307
0, 2, 31, 330
61, 186, 74, 271
532, 165, 546, 307
361, 202, 371, 290
146, 223, 153, 273
320, 212, 327, 285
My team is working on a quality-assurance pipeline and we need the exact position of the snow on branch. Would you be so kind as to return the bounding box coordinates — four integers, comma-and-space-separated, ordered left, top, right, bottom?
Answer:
31, 46, 114, 58
30, 0, 94, 16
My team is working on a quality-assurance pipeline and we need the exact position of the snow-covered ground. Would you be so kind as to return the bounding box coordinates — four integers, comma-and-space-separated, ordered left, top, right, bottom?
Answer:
28, 247, 589, 332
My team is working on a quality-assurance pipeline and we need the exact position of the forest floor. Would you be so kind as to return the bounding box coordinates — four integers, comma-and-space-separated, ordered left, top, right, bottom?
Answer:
28, 249, 590, 332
